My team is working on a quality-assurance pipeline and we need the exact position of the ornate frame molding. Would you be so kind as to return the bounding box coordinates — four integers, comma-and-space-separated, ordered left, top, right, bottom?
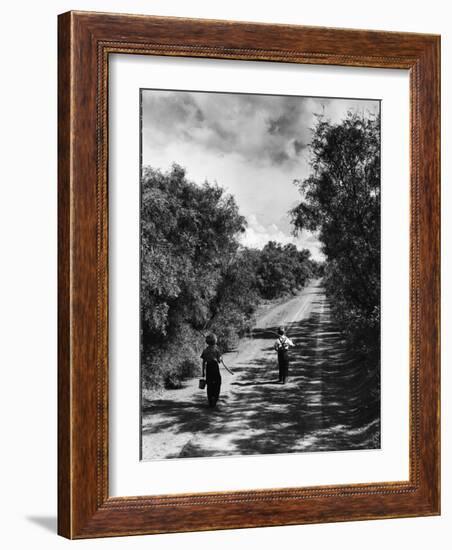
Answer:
58, 11, 440, 538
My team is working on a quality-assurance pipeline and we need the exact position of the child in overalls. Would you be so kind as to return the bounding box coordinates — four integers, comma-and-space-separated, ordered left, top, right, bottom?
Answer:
200, 333, 222, 408
273, 327, 294, 384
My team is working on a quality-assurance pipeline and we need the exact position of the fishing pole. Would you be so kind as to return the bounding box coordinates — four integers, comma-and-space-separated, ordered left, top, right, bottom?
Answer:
221, 358, 235, 375
263, 329, 281, 337
260, 329, 293, 339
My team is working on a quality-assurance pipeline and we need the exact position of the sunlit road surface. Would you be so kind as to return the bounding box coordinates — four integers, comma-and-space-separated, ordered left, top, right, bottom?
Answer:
141, 279, 380, 460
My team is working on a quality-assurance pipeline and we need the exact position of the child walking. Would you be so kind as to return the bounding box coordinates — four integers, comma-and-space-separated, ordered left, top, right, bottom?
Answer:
200, 333, 222, 408
273, 327, 295, 384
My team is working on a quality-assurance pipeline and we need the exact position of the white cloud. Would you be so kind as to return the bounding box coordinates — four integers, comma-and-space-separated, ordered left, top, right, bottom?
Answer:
142, 90, 379, 171
240, 214, 325, 261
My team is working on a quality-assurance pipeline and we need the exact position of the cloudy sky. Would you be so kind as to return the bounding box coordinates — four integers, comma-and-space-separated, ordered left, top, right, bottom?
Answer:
141, 90, 379, 261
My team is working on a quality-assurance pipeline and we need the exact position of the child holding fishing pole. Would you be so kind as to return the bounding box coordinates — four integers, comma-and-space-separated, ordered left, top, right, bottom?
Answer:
200, 333, 234, 408
273, 327, 295, 384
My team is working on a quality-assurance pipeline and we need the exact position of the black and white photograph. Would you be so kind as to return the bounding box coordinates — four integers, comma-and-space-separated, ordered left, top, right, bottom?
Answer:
140, 89, 381, 460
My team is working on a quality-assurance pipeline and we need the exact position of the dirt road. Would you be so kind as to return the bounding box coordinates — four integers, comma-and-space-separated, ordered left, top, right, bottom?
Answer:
141, 279, 380, 460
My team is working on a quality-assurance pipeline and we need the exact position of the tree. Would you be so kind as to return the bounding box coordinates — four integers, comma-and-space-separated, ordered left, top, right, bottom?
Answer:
257, 241, 313, 299
207, 247, 261, 349
291, 112, 380, 353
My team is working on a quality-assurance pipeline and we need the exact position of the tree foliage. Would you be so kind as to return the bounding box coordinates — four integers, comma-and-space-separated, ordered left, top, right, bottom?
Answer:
291, 112, 380, 354
141, 164, 245, 336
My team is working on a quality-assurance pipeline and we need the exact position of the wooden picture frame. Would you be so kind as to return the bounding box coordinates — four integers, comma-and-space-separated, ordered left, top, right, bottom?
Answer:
58, 11, 440, 539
